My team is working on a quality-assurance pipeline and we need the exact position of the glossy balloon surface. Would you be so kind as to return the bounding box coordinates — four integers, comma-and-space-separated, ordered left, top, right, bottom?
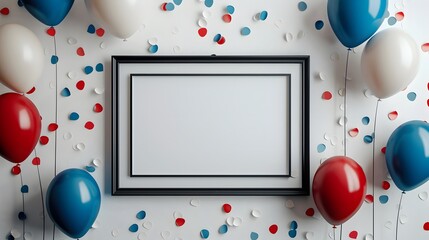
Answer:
22, 0, 74, 26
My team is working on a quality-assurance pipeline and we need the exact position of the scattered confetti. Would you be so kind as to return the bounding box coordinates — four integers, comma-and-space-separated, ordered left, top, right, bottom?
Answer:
241, 27, 251, 36
362, 116, 370, 125
232, 217, 242, 226
165, 3, 175, 11
222, 14, 232, 23
379, 195, 389, 204
69, 112, 80, 120
149, 45, 159, 53
93, 103, 104, 113
51, 55, 59, 64
143, 221, 152, 229
137, 210, 146, 220
424, 222, 429, 231
176, 218, 185, 227
111, 229, 119, 237
204, 0, 213, 8
322, 91, 332, 100
364, 135, 373, 144
21, 185, 29, 193
46, 27, 56, 36
87, 24, 96, 34
95, 63, 104, 72
400, 214, 408, 224
67, 37, 77, 45
388, 111, 398, 120
26, 87, 36, 94
317, 144, 326, 153
285, 199, 295, 208
364, 234, 374, 240
305, 208, 315, 217
60, 87, 71, 97
200, 229, 210, 239
129, 224, 138, 233
92, 158, 102, 167
395, 11, 404, 21
48, 123, 58, 132
84, 66, 94, 74
1, 7, 10, 15
382, 181, 390, 190
76, 47, 85, 56
86, 166, 95, 172
39, 136, 49, 145
259, 10, 268, 21
67, 71, 76, 79
422, 43, 429, 52
269, 224, 278, 234
251, 209, 261, 218
419, 191, 428, 201
85, 121, 95, 130
407, 92, 416, 101
226, 5, 235, 14
94, 88, 105, 95
63, 132, 72, 140
365, 194, 374, 203
10, 229, 21, 238
348, 128, 359, 137
250, 232, 259, 240
338, 116, 347, 126
32, 157, 41, 166
305, 232, 314, 240
289, 229, 297, 238
315, 20, 324, 30
198, 28, 208, 37
222, 203, 232, 213
218, 224, 228, 234
11, 165, 21, 175
387, 17, 397, 26
190, 199, 200, 207
76, 80, 85, 90
285, 32, 293, 42
18, 212, 26, 220
75, 143, 86, 151
381, 146, 386, 154
349, 230, 358, 239
96, 28, 105, 37
173, 0, 182, 5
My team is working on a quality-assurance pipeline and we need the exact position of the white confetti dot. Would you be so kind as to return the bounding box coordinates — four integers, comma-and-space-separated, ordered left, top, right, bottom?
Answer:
161, 231, 170, 240
338, 117, 347, 126
330, 137, 338, 146
394, 2, 404, 9
138, 233, 147, 240
284, 33, 293, 42
67, 37, 77, 45
328, 232, 334, 239
384, 221, 393, 230
305, 231, 314, 240
285, 199, 295, 208
24, 232, 33, 240
49, 81, 56, 89
399, 214, 408, 224
111, 229, 119, 237
419, 191, 428, 201
173, 211, 183, 219
94, 88, 105, 95
251, 209, 261, 218
92, 158, 102, 167
339, 104, 344, 111
324, 133, 330, 141
198, 18, 208, 27
202, 10, 211, 18
226, 216, 234, 226
143, 221, 152, 230
318, 72, 326, 80
63, 132, 72, 140
67, 71, 75, 79
100, 42, 106, 49
76, 143, 86, 151
232, 217, 242, 227
364, 234, 374, 240
190, 199, 200, 207
11, 229, 21, 238
173, 46, 181, 53
297, 30, 305, 39
148, 38, 158, 45
364, 89, 373, 98
338, 88, 345, 96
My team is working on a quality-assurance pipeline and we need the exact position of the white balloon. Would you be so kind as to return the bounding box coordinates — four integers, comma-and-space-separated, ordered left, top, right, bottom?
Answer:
85, 0, 144, 40
0, 24, 44, 93
361, 28, 420, 99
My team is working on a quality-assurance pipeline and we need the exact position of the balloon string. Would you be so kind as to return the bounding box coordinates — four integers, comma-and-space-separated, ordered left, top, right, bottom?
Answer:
34, 149, 46, 240
53, 33, 58, 240
372, 99, 381, 239
343, 48, 351, 157
333, 226, 336, 240
20, 171, 26, 238
340, 224, 343, 240
395, 191, 405, 240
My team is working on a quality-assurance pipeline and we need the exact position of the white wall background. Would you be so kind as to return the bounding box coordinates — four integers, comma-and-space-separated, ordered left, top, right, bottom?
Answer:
0, 0, 428, 239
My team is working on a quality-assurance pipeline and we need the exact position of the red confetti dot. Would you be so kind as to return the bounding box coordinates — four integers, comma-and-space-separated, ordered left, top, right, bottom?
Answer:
382, 181, 390, 190
198, 28, 208, 37
322, 91, 332, 100
161, 2, 167, 11
94, 103, 103, 113
365, 194, 374, 203
349, 230, 358, 239
222, 203, 232, 213
427, 99, 429, 107
422, 43, 429, 53
175, 218, 185, 227
269, 224, 278, 234
48, 123, 58, 132
32, 157, 41, 166
39, 136, 49, 145
395, 11, 404, 21
381, 146, 386, 154
388, 111, 398, 120
76, 80, 85, 90
96, 28, 105, 37
424, 222, 429, 231
305, 208, 315, 217
217, 36, 226, 45
11, 165, 21, 175
348, 128, 359, 137
76, 47, 85, 56
46, 27, 56, 36
0, 7, 10, 15
26, 87, 36, 94
85, 121, 95, 130
222, 14, 232, 23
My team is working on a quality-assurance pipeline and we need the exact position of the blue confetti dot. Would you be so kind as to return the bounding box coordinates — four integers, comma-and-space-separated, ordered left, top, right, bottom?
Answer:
218, 224, 228, 234
69, 112, 80, 121
200, 229, 210, 239
86, 166, 96, 172
149, 45, 159, 54
241, 27, 251, 36
17, 0, 23, 7
129, 223, 138, 232
7, 234, 14, 240
388, 16, 397, 26
204, 0, 213, 8
317, 144, 326, 153
298, 1, 307, 11
51, 55, 59, 64
362, 116, 370, 125
87, 24, 96, 34
379, 195, 389, 204
136, 210, 146, 220
84, 66, 94, 75
18, 211, 27, 220
166, 2, 175, 11
288, 229, 297, 238
213, 33, 222, 42
290, 220, 298, 229
259, 10, 268, 21
173, 0, 182, 5
407, 92, 416, 101
250, 232, 259, 240
226, 5, 235, 14
21, 185, 29, 193
364, 134, 373, 144
315, 20, 324, 30
95, 63, 104, 72
60, 87, 71, 97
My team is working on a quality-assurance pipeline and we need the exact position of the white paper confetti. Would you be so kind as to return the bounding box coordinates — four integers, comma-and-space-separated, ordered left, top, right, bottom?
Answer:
161, 231, 171, 240
100, 42, 106, 49
173, 46, 181, 53
338, 117, 347, 126
385, 221, 393, 230
394, 2, 404, 9
172, 26, 180, 35
111, 229, 119, 237
202, 10, 211, 18
297, 30, 305, 39
63, 132, 72, 140
338, 88, 345, 96
339, 104, 344, 111
49, 81, 56, 89
419, 191, 428, 201
226, 216, 234, 226
399, 214, 408, 224
251, 209, 261, 218
148, 38, 158, 45
67, 71, 75, 79
364, 89, 373, 98
92, 158, 102, 167
364, 234, 374, 240
285, 200, 295, 209
305, 231, 314, 240
274, 19, 283, 28
173, 211, 183, 219
284, 33, 293, 42
24, 232, 33, 240
143, 221, 152, 230
232, 217, 242, 227
328, 232, 334, 239
94, 88, 105, 95
318, 72, 326, 81
67, 37, 77, 45
190, 199, 200, 207
138, 233, 147, 240
198, 18, 208, 27
324, 133, 330, 141
75, 143, 86, 151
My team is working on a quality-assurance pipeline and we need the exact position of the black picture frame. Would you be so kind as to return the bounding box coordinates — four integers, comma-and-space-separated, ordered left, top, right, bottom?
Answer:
112, 55, 310, 196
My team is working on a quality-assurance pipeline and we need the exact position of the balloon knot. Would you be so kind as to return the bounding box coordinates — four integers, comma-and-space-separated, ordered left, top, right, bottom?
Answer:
332, 225, 337, 229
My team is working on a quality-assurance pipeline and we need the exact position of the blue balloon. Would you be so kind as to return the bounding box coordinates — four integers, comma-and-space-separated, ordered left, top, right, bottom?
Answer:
327, 0, 387, 48
22, 0, 74, 26
385, 121, 429, 192
46, 169, 101, 239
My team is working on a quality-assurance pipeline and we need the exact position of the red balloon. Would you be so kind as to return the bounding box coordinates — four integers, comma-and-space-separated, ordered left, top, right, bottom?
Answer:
0, 93, 41, 163
312, 156, 367, 226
